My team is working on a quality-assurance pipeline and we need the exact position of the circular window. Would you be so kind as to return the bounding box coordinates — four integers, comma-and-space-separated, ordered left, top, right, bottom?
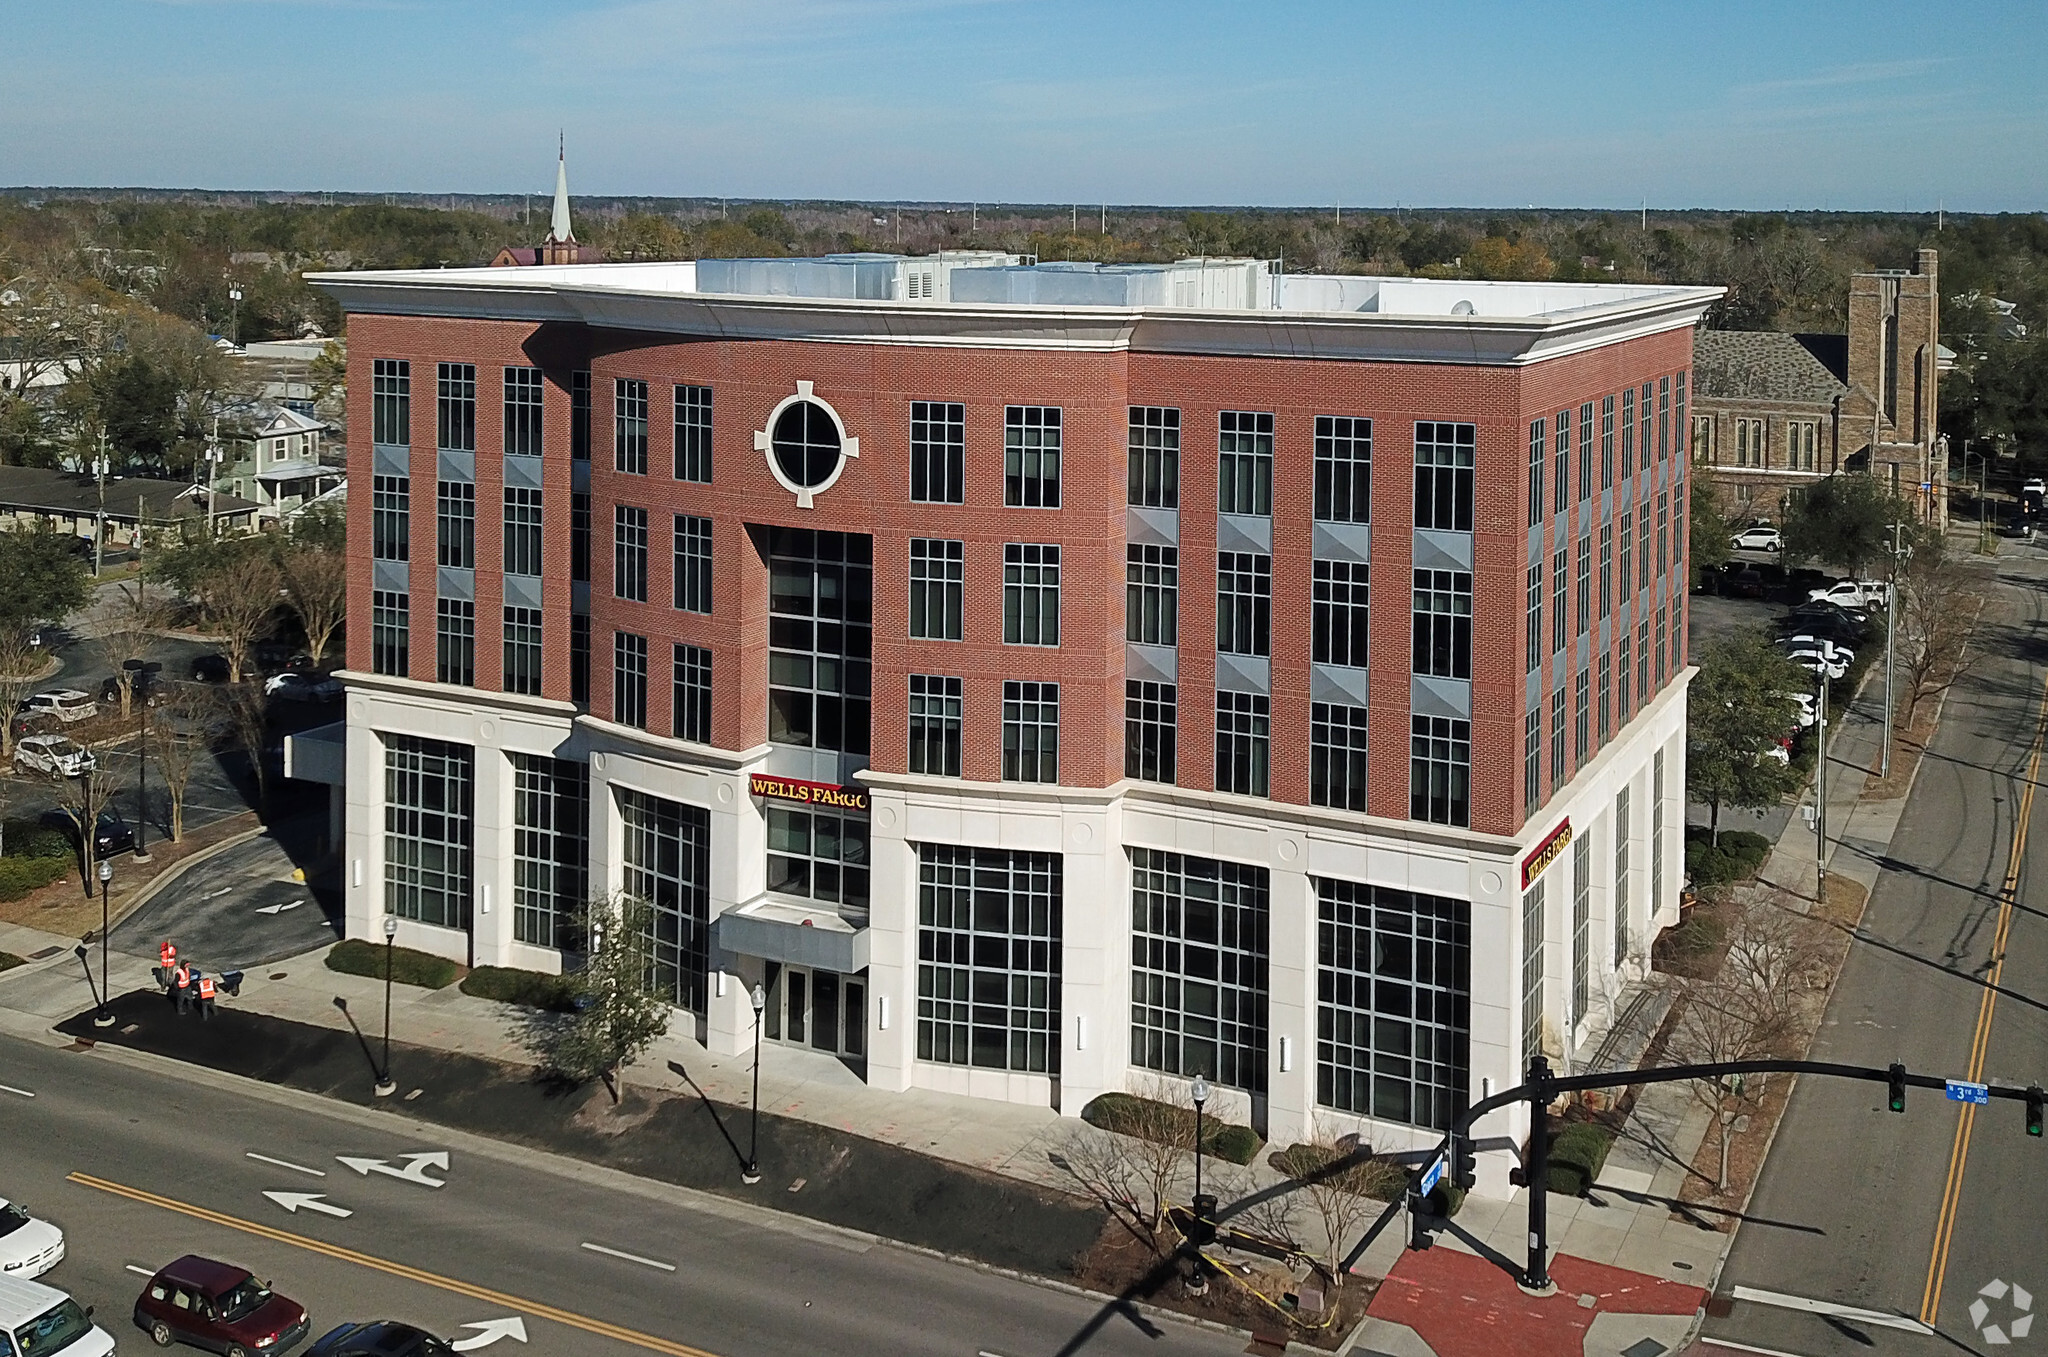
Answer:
770, 401, 843, 489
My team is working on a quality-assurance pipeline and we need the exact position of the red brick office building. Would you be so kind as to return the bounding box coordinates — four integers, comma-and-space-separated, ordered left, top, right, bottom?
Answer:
315, 252, 1716, 1186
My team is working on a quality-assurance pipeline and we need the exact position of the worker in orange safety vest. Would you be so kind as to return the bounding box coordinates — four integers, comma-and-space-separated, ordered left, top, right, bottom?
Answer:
158, 941, 177, 989
172, 962, 192, 1015
196, 972, 217, 1020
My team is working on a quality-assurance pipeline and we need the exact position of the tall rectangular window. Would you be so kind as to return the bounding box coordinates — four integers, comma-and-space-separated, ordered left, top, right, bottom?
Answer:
1572, 835, 1592, 1029
1313, 415, 1371, 523
674, 384, 713, 483
1130, 849, 1270, 1090
1416, 422, 1476, 531
910, 538, 965, 641
570, 371, 591, 461
511, 754, 587, 949
1411, 568, 1472, 679
1653, 750, 1667, 916
1002, 544, 1060, 646
1637, 618, 1651, 703
570, 613, 589, 706
1312, 559, 1369, 667
1733, 416, 1765, 468
1527, 418, 1545, 528
1126, 545, 1179, 646
1004, 405, 1061, 508
1218, 410, 1274, 516
1526, 560, 1542, 675
916, 845, 1061, 1074
373, 475, 409, 561
1675, 372, 1688, 461
1639, 502, 1652, 590
1410, 715, 1470, 827
1574, 667, 1590, 765
1693, 415, 1717, 465
1619, 633, 1633, 719
571, 491, 590, 584
435, 598, 474, 687
1311, 701, 1369, 811
673, 643, 712, 743
1317, 879, 1470, 1131
1598, 654, 1612, 744
384, 734, 472, 930
1613, 787, 1632, 967
436, 362, 475, 452
372, 590, 408, 677
1575, 534, 1591, 635
1601, 394, 1616, 490
1599, 525, 1613, 620
503, 487, 542, 577
1619, 510, 1633, 604
1217, 552, 1272, 657
503, 605, 542, 696
436, 481, 474, 569
1216, 691, 1270, 797
1620, 387, 1635, 481
613, 505, 648, 603
1001, 680, 1058, 783
504, 366, 543, 457
1550, 684, 1567, 784
1657, 376, 1671, 463
1524, 707, 1541, 811
1551, 547, 1568, 654
673, 514, 712, 614
613, 630, 648, 728
373, 359, 410, 446
1579, 402, 1595, 500
908, 674, 963, 777
1639, 381, 1654, 472
619, 788, 712, 1015
1671, 596, 1685, 672
1128, 406, 1181, 508
1553, 410, 1570, 516
1521, 879, 1545, 1059
910, 400, 965, 504
767, 805, 869, 911
1125, 680, 1176, 783
1657, 493, 1670, 580
615, 378, 649, 474
767, 529, 871, 756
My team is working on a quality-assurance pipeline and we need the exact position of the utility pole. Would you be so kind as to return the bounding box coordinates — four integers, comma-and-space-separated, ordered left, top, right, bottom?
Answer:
91, 433, 110, 578
1880, 522, 1912, 776
1815, 668, 1829, 895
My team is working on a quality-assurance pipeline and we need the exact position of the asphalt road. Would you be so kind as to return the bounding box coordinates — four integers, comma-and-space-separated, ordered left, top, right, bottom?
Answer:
0, 1034, 1241, 1357
1700, 545, 2048, 1355
111, 826, 341, 970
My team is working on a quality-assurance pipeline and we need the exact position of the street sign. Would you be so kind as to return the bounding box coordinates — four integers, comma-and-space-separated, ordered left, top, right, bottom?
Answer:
1946, 1078, 1990, 1105
1418, 1154, 1445, 1197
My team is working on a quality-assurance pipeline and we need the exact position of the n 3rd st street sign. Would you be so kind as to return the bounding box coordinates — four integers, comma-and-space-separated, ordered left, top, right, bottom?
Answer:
1946, 1078, 1990, 1105
747, 774, 870, 813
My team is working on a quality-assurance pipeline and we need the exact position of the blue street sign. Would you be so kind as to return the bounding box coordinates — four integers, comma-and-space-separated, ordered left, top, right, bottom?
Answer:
1419, 1154, 1445, 1196
1946, 1078, 1990, 1105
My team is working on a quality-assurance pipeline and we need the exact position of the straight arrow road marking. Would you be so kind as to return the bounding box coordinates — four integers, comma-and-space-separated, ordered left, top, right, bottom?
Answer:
247, 1153, 324, 1177
336, 1152, 448, 1187
451, 1319, 527, 1351
263, 1192, 351, 1218
579, 1243, 675, 1272
0, 1084, 33, 1098
1731, 1285, 1934, 1333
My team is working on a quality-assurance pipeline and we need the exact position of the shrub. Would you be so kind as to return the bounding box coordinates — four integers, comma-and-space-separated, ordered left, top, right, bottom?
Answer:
0, 952, 25, 972
1269, 1141, 1412, 1201
460, 965, 580, 1012
324, 937, 460, 989
1080, 1091, 1263, 1165
1, 821, 73, 861
1545, 1121, 1616, 1196
1686, 828, 1771, 886
0, 856, 71, 902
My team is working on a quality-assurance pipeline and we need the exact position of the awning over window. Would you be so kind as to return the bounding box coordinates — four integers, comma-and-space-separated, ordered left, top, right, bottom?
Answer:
714, 898, 868, 973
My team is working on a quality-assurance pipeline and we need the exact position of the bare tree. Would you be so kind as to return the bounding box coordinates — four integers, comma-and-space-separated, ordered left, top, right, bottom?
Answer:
88, 584, 157, 719
1269, 1123, 1391, 1288
278, 545, 346, 669
151, 687, 216, 842
0, 627, 46, 760
190, 553, 282, 683
221, 681, 270, 810
55, 767, 120, 894
1051, 1077, 1198, 1249
1896, 547, 1982, 727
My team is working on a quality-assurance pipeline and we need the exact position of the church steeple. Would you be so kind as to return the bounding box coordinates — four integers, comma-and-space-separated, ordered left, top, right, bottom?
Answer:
547, 133, 574, 247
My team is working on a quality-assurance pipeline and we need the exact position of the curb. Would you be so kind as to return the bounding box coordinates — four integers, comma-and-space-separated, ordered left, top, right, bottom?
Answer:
111, 820, 268, 926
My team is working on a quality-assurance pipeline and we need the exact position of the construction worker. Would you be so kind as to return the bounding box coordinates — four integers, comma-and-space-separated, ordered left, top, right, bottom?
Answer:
157, 941, 177, 990
195, 971, 217, 1021
172, 961, 192, 1015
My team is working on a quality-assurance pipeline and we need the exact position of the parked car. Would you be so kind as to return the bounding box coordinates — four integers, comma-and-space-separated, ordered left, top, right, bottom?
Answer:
1726, 567, 1766, 598
191, 655, 231, 683
264, 673, 344, 703
13, 734, 95, 778
0, 1273, 115, 1357
0, 1197, 65, 1279
1782, 691, 1818, 728
1784, 647, 1848, 680
1786, 599, 1871, 628
1781, 634, 1855, 664
1808, 579, 1890, 610
1778, 611, 1863, 646
304, 1322, 450, 1357
16, 691, 98, 725
96, 676, 165, 709
134, 1255, 310, 1357
40, 808, 135, 858
1731, 525, 1783, 553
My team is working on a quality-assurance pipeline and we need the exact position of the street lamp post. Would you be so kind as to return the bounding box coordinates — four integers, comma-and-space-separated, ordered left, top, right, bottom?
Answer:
1188, 1074, 1212, 1292
743, 984, 766, 1184
94, 859, 114, 1027
91, 443, 111, 578
376, 915, 398, 1097
124, 659, 161, 861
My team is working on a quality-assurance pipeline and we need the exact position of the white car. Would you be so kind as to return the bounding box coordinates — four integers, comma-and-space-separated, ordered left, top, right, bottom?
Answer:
1785, 648, 1848, 680
1780, 692, 1817, 728
17, 691, 98, 726
0, 1272, 112, 1357
1731, 526, 1782, 553
1781, 635, 1854, 665
2025, 478, 2045, 496
0, 1198, 65, 1279
265, 673, 344, 703
12, 734, 94, 778
1808, 580, 1889, 610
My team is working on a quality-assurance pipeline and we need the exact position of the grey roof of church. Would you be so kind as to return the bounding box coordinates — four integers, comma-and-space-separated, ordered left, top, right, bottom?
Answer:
1693, 329, 1850, 405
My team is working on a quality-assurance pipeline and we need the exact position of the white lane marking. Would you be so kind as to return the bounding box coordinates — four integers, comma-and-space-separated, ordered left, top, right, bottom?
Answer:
450, 1319, 527, 1351
201, 887, 232, 901
246, 1152, 325, 1177
254, 901, 302, 916
262, 1191, 351, 1218
335, 1151, 447, 1187
1730, 1285, 1934, 1334
0, 1084, 34, 1098
125, 1265, 155, 1277
1698, 1340, 1812, 1357
578, 1242, 675, 1272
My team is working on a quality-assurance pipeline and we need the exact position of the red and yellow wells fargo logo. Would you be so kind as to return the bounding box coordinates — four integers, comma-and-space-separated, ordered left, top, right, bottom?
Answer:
1520, 819, 1573, 890
747, 774, 871, 813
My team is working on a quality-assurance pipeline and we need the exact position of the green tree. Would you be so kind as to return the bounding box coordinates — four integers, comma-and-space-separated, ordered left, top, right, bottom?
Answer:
1690, 488, 1733, 584
1782, 475, 1920, 578
539, 894, 672, 1103
1687, 631, 1806, 845
89, 352, 182, 472
0, 524, 90, 635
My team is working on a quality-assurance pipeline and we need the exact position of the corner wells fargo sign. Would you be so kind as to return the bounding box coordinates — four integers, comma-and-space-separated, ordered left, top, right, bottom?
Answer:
1520, 819, 1573, 890
747, 774, 871, 813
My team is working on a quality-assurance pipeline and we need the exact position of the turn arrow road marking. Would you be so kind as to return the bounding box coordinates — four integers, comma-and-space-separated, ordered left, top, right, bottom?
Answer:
451, 1319, 527, 1351
255, 901, 303, 916
262, 1192, 351, 1218
336, 1151, 449, 1187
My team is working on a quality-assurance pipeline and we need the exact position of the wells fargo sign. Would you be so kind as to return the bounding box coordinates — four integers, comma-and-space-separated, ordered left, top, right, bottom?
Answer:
1520, 819, 1573, 890
747, 774, 871, 813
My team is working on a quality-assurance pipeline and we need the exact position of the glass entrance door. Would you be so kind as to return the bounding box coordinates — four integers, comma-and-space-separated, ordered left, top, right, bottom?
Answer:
773, 966, 867, 1060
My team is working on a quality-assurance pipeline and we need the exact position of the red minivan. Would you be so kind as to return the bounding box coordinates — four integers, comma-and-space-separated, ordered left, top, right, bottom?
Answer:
133, 1256, 310, 1357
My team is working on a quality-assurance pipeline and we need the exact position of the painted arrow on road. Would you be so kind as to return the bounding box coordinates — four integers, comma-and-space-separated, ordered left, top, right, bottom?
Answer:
254, 900, 303, 915
262, 1192, 351, 1218
450, 1319, 526, 1351
335, 1151, 448, 1187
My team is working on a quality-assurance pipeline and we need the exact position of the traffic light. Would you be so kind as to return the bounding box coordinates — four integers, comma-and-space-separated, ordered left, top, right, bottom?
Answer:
1453, 1136, 1478, 1192
1406, 1189, 1440, 1251
2027, 1086, 2044, 1138
1888, 1063, 1908, 1113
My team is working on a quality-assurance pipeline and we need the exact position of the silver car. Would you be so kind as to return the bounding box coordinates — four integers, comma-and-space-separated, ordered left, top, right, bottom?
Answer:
13, 734, 95, 777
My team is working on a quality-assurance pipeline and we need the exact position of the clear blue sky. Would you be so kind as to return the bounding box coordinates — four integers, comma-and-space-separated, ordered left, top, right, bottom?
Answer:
6, 0, 2043, 210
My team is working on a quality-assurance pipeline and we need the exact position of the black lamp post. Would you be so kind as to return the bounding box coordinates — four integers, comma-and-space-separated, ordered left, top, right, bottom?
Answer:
93, 859, 114, 1027
1188, 1074, 1212, 1289
743, 983, 766, 1184
123, 659, 161, 861
74, 945, 106, 1024
375, 915, 397, 1097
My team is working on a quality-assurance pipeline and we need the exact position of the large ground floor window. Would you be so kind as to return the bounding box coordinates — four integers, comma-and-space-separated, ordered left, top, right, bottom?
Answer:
511, 754, 589, 948
916, 845, 1061, 1075
384, 734, 473, 930
618, 788, 712, 1015
1129, 848, 1269, 1092
1317, 879, 1470, 1132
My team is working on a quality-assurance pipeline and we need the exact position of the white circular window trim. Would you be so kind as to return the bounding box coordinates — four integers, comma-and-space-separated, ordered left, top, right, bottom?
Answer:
753, 381, 859, 509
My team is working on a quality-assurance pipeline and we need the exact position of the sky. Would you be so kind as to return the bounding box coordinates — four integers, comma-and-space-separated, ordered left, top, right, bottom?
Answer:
4, 0, 2044, 211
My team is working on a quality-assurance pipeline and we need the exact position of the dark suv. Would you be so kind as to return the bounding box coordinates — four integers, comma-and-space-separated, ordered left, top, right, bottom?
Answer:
304, 1323, 452, 1357
134, 1255, 310, 1357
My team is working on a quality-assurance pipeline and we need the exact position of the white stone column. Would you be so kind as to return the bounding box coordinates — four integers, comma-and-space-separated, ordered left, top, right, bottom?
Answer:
469, 731, 515, 968
862, 788, 916, 1092
1263, 835, 1314, 1150
342, 700, 381, 943
703, 769, 758, 1058
1055, 803, 1115, 1117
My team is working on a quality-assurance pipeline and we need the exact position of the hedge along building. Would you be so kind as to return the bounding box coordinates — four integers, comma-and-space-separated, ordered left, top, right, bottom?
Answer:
312, 247, 1719, 1193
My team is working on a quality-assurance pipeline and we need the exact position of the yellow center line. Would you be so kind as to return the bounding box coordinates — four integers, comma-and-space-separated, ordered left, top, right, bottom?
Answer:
1918, 671, 2046, 1326
66, 1173, 722, 1357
